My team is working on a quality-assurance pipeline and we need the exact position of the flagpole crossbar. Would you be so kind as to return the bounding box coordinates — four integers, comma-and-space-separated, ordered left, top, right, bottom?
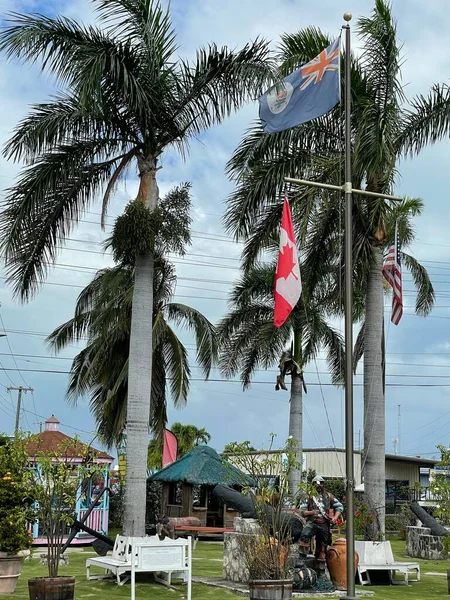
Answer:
284, 177, 403, 202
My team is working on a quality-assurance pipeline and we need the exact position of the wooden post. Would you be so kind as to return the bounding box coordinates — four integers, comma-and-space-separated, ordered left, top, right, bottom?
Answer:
182, 484, 193, 518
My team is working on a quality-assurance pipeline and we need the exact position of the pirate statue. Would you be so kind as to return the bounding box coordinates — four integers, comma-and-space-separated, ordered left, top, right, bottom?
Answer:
298, 475, 343, 564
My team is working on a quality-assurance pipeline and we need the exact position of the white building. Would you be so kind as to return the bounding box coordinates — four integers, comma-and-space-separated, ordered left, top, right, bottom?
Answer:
226, 447, 436, 507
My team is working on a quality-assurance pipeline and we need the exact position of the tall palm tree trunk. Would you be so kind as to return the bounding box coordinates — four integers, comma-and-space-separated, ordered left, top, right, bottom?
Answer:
362, 245, 385, 539
288, 330, 302, 497
123, 159, 158, 536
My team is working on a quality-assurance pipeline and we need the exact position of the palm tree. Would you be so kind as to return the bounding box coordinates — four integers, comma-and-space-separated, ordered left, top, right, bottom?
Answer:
218, 262, 344, 495
47, 253, 217, 449
0, 0, 272, 534
224, 1, 440, 535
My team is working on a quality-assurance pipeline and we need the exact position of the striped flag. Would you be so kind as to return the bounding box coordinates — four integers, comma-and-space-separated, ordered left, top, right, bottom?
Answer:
382, 222, 403, 325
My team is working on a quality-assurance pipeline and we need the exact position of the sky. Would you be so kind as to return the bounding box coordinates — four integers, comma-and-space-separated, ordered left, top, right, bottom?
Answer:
1, 0, 450, 464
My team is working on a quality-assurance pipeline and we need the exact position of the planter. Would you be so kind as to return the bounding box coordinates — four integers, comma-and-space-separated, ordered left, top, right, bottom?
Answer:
249, 579, 293, 600
28, 577, 75, 600
0, 555, 25, 594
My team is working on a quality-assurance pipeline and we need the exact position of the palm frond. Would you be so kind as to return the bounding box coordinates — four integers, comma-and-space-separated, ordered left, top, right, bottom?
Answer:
95, 0, 177, 66
169, 39, 272, 151
0, 12, 150, 114
166, 303, 217, 378
357, 0, 404, 107
353, 322, 365, 374
402, 253, 435, 315
399, 83, 450, 156
150, 342, 168, 436
278, 27, 331, 75
1, 142, 131, 300
162, 323, 190, 405
101, 149, 137, 229
224, 117, 342, 240
3, 93, 139, 164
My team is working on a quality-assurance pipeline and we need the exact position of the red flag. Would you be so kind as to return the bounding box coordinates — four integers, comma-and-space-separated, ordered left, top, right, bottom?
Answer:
382, 222, 403, 326
274, 197, 301, 328
162, 429, 178, 468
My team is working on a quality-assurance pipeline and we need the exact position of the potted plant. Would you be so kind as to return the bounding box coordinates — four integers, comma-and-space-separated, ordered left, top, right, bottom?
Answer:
226, 437, 301, 600
28, 438, 101, 600
0, 436, 33, 594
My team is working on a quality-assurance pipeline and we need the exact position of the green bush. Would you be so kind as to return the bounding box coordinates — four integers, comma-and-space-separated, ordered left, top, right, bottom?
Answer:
385, 514, 403, 531
325, 479, 345, 502
0, 438, 34, 554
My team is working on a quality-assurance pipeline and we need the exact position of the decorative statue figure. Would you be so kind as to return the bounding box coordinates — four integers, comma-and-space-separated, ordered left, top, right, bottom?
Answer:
298, 475, 343, 563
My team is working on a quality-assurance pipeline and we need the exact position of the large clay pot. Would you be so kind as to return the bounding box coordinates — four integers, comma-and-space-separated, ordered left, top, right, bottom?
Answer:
249, 579, 293, 600
0, 555, 24, 594
326, 538, 359, 591
28, 577, 75, 600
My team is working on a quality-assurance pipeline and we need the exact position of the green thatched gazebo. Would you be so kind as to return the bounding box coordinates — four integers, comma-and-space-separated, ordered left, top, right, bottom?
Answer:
149, 445, 249, 527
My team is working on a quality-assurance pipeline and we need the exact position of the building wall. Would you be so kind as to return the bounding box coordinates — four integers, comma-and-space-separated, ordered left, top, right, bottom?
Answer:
385, 460, 420, 486
304, 450, 362, 485
227, 450, 427, 489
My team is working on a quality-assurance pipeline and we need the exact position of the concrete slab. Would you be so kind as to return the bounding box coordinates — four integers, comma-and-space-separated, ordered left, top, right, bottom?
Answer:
192, 576, 375, 597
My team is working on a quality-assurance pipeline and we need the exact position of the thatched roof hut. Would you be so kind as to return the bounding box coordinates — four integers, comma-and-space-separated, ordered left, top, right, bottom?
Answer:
149, 446, 249, 526
149, 445, 249, 486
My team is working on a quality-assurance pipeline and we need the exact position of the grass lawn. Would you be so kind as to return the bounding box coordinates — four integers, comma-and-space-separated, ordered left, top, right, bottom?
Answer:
3, 539, 449, 600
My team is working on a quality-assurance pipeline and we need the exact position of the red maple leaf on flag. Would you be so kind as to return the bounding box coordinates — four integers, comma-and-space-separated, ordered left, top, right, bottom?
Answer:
276, 243, 298, 281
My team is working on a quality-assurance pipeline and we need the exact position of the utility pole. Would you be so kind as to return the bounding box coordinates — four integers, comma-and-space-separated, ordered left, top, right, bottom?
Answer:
7, 386, 34, 435
398, 405, 401, 455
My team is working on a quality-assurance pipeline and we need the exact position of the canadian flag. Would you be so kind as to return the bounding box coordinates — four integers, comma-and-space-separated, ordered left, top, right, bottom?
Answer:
274, 197, 301, 328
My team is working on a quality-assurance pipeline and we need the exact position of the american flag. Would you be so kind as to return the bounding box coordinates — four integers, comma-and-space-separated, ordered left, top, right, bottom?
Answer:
382, 222, 403, 325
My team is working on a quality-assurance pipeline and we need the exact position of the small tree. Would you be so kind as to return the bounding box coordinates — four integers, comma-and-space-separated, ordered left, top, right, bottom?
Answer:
430, 445, 450, 525
0, 437, 33, 555
224, 436, 301, 581
31, 438, 102, 577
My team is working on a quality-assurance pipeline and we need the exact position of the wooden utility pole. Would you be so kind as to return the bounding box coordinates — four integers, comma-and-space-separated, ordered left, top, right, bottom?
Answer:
7, 386, 34, 435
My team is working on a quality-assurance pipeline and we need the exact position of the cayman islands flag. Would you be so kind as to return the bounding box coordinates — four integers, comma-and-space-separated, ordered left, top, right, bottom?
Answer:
259, 38, 340, 133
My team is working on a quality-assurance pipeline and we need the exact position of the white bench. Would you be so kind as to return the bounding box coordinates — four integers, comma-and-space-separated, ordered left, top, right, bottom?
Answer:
131, 536, 192, 600
86, 534, 192, 599
355, 540, 420, 585
86, 535, 136, 585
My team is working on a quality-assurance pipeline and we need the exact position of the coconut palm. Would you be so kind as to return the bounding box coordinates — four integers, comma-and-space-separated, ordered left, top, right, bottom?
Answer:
218, 261, 344, 495
0, 0, 272, 534
224, 1, 439, 535
47, 253, 218, 450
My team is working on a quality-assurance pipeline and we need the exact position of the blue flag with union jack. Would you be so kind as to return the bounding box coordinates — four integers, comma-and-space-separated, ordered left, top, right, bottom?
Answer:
259, 38, 340, 134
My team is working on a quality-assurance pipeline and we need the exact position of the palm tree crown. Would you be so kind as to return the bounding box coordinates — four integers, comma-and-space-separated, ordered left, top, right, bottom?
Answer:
219, 261, 344, 494
48, 254, 217, 449
0, 0, 271, 299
